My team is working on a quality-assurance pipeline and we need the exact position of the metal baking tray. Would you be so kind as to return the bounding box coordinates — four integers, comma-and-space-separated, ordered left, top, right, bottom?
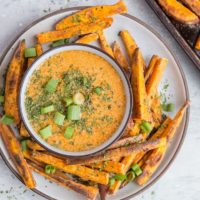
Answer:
146, 0, 200, 69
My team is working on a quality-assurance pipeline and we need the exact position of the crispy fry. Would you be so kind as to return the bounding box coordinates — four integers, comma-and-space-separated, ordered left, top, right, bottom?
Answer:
158, 0, 199, 24
136, 102, 189, 185
179, 0, 200, 17
146, 58, 168, 97
0, 122, 35, 188
108, 134, 143, 149
131, 48, 152, 122
4, 40, 26, 125
195, 35, 200, 50
75, 33, 99, 44
28, 161, 98, 200
26, 140, 45, 151
31, 151, 109, 185
87, 161, 125, 174
119, 30, 137, 61
109, 117, 171, 194
112, 41, 130, 73
35, 44, 43, 56
55, 0, 127, 30
145, 55, 160, 82
37, 18, 113, 44
27, 58, 35, 67
98, 31, 114, 57
66, 138, 167, 165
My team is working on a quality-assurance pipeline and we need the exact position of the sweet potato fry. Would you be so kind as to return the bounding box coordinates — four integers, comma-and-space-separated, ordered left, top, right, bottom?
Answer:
119, 30, 137, 61
87, 161, 125, 174
179, 0, 200, 17
19, 123, 30, 137
55, 0, 127, 30
75, 33, 99, 44
112, 41, 130, 73
131, 48, 152, 122
136, 102, 189, 185
31, 151, 109, 185
195, 35, 200, 50
145, 55, 160, 82
28, 161, 98, 200
109, 117, 171, 194
98, 31, 114, 57
0, 122, 35, 188
37, 18, 113, 44
66, 138, 167, 165
27, 58, 35, 67
146, 57, 168, 97
4, 40, 26, 125
158, 0, 199, 24
26, 140, 45, 151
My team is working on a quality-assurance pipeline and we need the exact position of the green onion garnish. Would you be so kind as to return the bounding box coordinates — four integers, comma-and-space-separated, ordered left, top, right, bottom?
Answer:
94, 86, 102, 95
109, 178, 115, 186
67, 105, 81, 120
39, 125, 52, 139
45, 165, 56, 174
64, 98, 73, 107
73, 92, 85, 105
126, 171, 136, 182
25, 48, 37, 58
51, 39, 69, 47
45, 79, 59, 93
131, 164, 142, 176
140, 121, 153, 133
113, 174, 127, 181
41, 105, 54, 114
0, 114, 14, 125
64, 127, 74, 139
21, 140, 28, 151
0, 96, 4, 103
54, 112, 65, 126
162, 103, 175, 112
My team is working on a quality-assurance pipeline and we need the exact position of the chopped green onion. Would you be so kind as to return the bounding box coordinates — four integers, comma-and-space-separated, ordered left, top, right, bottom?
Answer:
39, 125, 52, 139
64, 98, 73, 107
140, 121, 153, 133
0, 96, 4, 103
25, 48, 37, 58
162, 103, 175, 112
21, 140, 28, 151
54, 112, 65, 126
113, 174, 127, 181
51, 39, 69, 47
126, 171, 136, 182
45, 165, 56, 174
0, 114, 14, 125
131, 164, 142, 176
67, 105, 81, 120
94, 86, 102, 95
45, 79, 59, 93
73, 92, 85, 105
109, 178, 115, 186
64, 127, 74, 139
41, 105, 54, 114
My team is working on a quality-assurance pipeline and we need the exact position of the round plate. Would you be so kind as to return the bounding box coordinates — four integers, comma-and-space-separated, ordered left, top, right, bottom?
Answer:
0, 7, 189, 200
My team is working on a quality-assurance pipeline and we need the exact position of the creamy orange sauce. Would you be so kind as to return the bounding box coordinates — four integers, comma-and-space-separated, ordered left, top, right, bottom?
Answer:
25, 50, 126, 152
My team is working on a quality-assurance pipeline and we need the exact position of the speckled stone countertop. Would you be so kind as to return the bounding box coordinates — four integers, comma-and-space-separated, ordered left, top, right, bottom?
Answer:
0, 0, 200, 199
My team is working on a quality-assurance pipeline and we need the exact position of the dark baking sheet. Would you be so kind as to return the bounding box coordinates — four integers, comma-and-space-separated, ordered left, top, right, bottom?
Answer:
146, 0, 200, 70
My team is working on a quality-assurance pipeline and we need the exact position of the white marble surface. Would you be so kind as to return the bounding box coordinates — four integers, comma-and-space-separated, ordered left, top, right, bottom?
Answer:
0, 0, 200, 199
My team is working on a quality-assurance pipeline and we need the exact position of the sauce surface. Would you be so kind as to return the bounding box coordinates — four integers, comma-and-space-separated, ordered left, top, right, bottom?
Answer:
25, 50, 126, 152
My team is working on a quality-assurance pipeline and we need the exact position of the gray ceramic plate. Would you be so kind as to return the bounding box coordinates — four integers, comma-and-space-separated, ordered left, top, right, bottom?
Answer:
0, 7, 189, 200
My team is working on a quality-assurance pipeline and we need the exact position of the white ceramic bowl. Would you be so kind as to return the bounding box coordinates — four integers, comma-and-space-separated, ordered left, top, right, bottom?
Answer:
19, 44, 133, 157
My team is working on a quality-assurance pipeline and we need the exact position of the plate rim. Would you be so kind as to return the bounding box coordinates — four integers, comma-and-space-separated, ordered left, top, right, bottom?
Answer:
0, 6, 190, 200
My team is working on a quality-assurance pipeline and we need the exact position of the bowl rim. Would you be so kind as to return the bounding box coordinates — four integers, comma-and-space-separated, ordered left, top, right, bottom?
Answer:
18, 43, 133, 158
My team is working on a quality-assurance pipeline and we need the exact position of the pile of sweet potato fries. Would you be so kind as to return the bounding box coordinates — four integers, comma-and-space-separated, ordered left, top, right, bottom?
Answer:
0, 1, 189, 199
